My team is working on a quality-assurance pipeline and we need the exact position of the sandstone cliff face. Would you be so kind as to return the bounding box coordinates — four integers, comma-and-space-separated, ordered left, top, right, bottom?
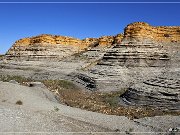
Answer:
98, 36, 115, 46
124, 22, 180, 43
6, 34, 84, 60
98, 34, 123, 46
6, 33, 123, 61
14, 34, 82, 47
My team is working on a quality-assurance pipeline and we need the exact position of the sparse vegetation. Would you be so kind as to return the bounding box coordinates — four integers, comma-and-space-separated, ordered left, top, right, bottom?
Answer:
0, 74, 179, 119
0, 75, 33, 85
125, 128, 134, 134
54, 106, 59, 112
16, 100, 23, 105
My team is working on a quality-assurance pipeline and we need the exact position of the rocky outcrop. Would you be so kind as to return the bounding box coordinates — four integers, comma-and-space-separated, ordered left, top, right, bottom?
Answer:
98, 34, 123, 46
6, 34, 84, 61
87, 22, 180, 111
6, 34, 123, 61
98, 22, 180, 67
80, 34, 123, 61
82, 38, 99, 48
68, 73, 97, 91
124, 22, 180, 43
114, 34, 124, 44
99, 39, 170, 67
99, 36, 115, 46
120, 71, 180, 110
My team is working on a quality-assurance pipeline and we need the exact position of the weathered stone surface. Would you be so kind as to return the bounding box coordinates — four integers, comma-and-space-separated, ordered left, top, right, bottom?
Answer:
86, 22, 180, 111
98, 22, 180, 67
99, 36, 115, 46
99, 39, 170, 67
6, 34, 123, 61
114, 34, 124, 44
120, 71, 180, 110
79, 34, 123, 61
124, 22, 180, 43
81, 38, 99, 48
6, 34, 84, 61
68, 73, 97, 91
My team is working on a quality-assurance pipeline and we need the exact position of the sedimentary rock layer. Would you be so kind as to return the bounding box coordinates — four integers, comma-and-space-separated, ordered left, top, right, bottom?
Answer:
6, 34, 123, 61
99, 39, 170, 67
124, 22, 180, 42
6, 34, 83, 60
120, 72, 180, 110
99, 22, 180, 67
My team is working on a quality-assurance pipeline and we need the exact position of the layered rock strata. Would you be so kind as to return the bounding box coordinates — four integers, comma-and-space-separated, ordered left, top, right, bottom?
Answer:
68, 73, 97, 91
88, 22, 180, 110
80, 34, 123, 61
6, 34, 123, 61
6, 34, 83, 61
99, 39, 170, 67
99, 22, 180, 67
120, 72, 180, 110
124, 22, 180, 43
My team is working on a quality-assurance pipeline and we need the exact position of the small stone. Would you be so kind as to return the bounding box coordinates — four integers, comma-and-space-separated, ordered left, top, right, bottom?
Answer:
9, 80, 19, 84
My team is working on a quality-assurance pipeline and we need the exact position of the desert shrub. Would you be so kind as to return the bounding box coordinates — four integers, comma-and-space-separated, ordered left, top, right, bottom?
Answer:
54, 106, 59, 112
16, 100, 23, 105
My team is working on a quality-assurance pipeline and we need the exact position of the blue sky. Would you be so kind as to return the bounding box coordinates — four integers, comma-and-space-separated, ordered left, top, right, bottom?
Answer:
0, 0, 180, 54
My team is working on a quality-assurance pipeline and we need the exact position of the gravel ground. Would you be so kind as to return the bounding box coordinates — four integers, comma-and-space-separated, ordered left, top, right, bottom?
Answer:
0, 81, 179, 135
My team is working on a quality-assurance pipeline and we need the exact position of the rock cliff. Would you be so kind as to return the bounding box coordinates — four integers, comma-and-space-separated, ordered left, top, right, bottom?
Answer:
124, 22, 180, 43
6, 34, 123, 61
120, 71, 180, 110
86, 22, 180, 111
6, 34, 84, 60
99, 22, 180, 67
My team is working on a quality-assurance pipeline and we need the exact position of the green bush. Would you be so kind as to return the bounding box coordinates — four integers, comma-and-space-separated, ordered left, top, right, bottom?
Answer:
54, 106, 59, 112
